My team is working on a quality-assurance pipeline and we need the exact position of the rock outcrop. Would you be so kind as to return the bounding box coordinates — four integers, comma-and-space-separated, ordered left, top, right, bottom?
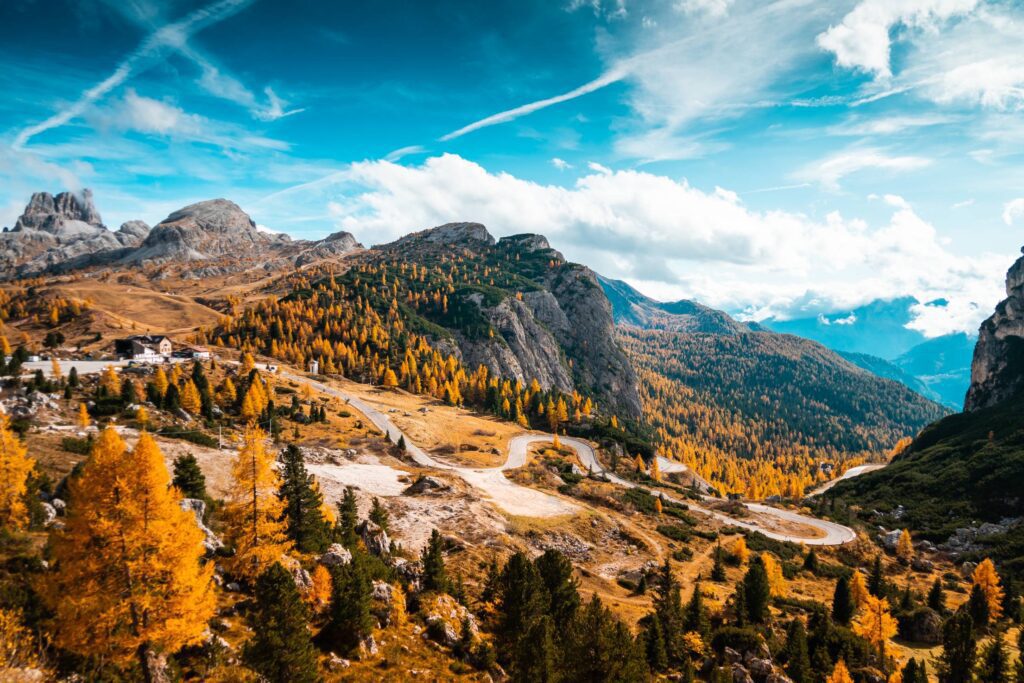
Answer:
380, 224, 642, 418
123, 198, 279, 265
0, 189, 149, 278
965, 247, 1024, 411
1, 190, 363, 279
599, 275, 749, 334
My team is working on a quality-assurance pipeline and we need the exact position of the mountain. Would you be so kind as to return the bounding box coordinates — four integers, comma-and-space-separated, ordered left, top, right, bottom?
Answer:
598, 276, 748, 334
761, 298, 973, 408
375, 226, 643, 419
892, 333, 974, 409
965, 248, 1024, 411
0, 189, 150, 277
837, 350, 944, 405
834, 249, 1024, 575
599, 279, 948, 497
0, 189, 362, 280
761, 297, 923, 358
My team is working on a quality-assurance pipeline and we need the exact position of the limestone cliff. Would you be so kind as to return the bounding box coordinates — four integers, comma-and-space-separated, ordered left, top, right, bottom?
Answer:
964, 247, 1024, 411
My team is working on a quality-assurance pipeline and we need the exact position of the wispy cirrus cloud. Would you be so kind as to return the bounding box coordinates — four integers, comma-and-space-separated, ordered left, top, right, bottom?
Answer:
13, 0, 254, 149
794, 147, 932, 191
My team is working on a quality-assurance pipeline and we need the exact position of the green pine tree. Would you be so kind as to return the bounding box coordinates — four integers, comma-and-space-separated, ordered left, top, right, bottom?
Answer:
336, 486, 358, 548
969, 583, 991, 629
653, 558, 685, 663
783, 618, 812, 683
976, 629, 1010, 683
683, 580, 710, 641
743, 555, 771, 624
496, 552, 549, 661
369, 497, 390, 534
421, 528, 449, 593
928, 577, 946, 613
868, 554, 886, 597
324, 552, 374, 652
938, 610, 976, 683
172, 454, 208, 501
535, 549, 580, 631
243, 563, 319, 683
711, 542, 727, 582
642, 614, 668, 672
563, 596, 649, 682
832, 575, 855, 625
278, 445, 331, 553
514, 615, 557, 683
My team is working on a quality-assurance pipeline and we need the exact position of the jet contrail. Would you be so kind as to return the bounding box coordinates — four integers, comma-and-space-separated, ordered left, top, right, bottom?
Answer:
439, 65, 630, 141
13, 0, 253, 149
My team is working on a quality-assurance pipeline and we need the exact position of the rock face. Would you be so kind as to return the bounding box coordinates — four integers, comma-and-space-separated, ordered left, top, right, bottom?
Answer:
1, 189, 362, 279
0, 189, 149, 278
124, 199, 278, 265
965, 247, 1024, 411
380, 224, 642, 419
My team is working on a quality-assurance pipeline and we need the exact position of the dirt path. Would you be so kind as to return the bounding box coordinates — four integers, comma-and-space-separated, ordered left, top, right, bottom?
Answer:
279, 369, 856, 543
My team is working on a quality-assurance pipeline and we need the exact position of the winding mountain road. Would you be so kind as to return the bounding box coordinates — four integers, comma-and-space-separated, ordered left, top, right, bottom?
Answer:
284, 371, 856, 545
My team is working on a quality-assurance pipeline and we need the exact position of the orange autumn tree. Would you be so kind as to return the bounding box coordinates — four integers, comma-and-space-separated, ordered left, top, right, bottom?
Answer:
853, 594, 897, 665
180, 379, 202, 415
43, 430, 215, 676
0, 416, 34, 531
762, 552, 787, 597
850, 570, 870, 608
971, 558, 1004, 621
827, 659, 854, 683
223, 425, 291, 580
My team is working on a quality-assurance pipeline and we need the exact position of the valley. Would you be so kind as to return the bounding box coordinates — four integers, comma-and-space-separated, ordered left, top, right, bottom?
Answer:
0, 189, 1019, 682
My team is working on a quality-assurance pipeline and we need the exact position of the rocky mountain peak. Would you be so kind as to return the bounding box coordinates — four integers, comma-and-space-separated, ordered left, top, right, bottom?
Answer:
13, 189, 103, 234
388, 222, 495, 249
126, 198, 271, 265
964, 246, 1024, 411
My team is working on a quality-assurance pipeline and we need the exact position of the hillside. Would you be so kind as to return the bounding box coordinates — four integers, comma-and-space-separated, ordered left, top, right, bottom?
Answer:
597, 279, 948, 497
215, 223, 641, 421
892, 333, 974, 409
621, 327, 949, 499
834, 245, 1024, 576
838, 350, 945, 406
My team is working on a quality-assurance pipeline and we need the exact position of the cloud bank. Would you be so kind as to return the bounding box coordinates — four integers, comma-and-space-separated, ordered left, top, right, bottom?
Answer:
264, 154, 1006, 338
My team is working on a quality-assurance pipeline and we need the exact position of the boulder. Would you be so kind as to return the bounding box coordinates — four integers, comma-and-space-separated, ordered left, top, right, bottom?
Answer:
421, 593, 477, 647
40, 502, 56, 527
732, 664, 754, 683
404, 475, 449, 495
319, 543, 352, 567
358, 519, 391, 557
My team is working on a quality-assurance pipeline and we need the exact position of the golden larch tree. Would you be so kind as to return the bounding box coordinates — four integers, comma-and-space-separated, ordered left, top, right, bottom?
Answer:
0, 416, 34, 532
306, 564, 332, 615
43, 429, 215, 677
223, 425, 291, 580
853, 594, 897, 664
180, 379, 202, 415
731, 537, 749, 564
50, 358, 62, 381
135, 406, 149, 428
761, 552, 787, 597
77, 403, 90, 429
971, 558, 1004, 621
827, 660, 853, 683
850, 570, 870, 607
151, 367, 169, 398
99, 365, 121, 395
895, 529, 914, 564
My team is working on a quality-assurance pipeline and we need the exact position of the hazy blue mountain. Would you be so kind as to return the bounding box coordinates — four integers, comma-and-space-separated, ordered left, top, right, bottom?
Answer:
761, 297, 923, 358
893, 333, 974, 410
837, 350, 945, 406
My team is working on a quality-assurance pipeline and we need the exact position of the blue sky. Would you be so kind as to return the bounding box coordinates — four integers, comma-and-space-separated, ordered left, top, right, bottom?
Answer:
2, 0, 1024, 336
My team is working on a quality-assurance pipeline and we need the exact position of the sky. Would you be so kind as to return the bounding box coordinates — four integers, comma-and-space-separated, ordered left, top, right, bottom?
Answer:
2, 0, 1024, 337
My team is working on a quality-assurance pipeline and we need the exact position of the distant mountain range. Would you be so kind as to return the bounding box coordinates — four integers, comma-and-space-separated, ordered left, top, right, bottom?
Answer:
760, 299, 974, 409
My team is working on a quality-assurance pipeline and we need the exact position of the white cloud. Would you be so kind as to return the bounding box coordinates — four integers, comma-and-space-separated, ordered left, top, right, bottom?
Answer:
260, 153, 1007, 337
675, 0, 735, 18
827, 113, 957, 136
587, 161, 612, 175
795, 148, 932, 191
816, 0, 979, 78
952, 198, 975, 209
1003, 198, 1024, 226
551, 158, 573, 170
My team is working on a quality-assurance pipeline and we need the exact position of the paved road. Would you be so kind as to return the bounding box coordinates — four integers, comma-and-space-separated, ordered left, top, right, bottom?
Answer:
508, 434, 856, 545
808, 464, 885, 496
278, 369, 855, 543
